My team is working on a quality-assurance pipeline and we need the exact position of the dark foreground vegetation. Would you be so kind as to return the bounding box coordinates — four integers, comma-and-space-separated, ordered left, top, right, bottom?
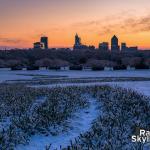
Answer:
64, 86, 150, 150
0, 83, 149, 149
0, 49, 149, 69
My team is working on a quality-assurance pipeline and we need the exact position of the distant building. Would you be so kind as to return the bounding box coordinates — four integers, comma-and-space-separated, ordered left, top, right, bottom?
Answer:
33, 42, 44, 49
33, 36, 48, 50
111, 35, 120, 52
83, 66, 92, 71
73, 34, 89, 50
75, 34, 81, 46
40, 36, 48, 49
127, 66, 135, 70
121, 43, 138, 52
128, 47, 138, 51
121, 43, 127, 51
104, 67, 114, 71
60, 66, 70, 71
99, 42, 109, 51
73, 34, 82, 49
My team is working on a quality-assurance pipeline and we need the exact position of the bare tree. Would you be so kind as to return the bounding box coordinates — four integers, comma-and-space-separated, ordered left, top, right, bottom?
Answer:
0, 59, 6, 68
144, 58, 150, 68
51, 59, 69, 67
85, 59, 116, 68
122, 57, 142, 67
6, 59, 21, 67
35, 58, 53, 67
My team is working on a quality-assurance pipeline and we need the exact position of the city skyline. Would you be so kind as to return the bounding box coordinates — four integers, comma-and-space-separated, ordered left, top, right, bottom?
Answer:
73, 34, 138, 51
0, 0, 150, 49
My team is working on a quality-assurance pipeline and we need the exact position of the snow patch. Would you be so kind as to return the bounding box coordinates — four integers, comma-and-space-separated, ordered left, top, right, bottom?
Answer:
104, 81, 150, 97
28, 96, 47, 115
0, 70, 150, 83
30, 81, 150, 97
15, 95, 99, 150
0, 117, 11, 132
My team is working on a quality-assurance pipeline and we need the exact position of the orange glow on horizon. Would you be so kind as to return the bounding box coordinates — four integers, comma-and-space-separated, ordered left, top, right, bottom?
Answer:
0, 31, 150, 50
0, 0, 150, 49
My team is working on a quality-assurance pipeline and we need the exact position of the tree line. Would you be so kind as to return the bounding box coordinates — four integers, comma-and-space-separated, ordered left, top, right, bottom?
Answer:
0, 49, 149, 69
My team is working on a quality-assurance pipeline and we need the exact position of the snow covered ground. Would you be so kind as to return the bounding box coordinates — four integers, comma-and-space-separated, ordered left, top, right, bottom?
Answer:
0, 69, 149, 149
106, 81, 150, 97
0, 69, 148, 98
0, 97, 47, 134
30, 81, 150, 97
0, 70, 32, 83
28, 96, 47, 115
23, 81, 150, 149
16, 95, 99, 150
0, 117, 11, 132
0, 70, 150, 82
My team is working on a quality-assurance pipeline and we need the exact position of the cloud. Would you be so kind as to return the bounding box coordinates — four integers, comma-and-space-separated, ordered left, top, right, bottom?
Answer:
0, 37, 23, 44
71, 10, 150, 35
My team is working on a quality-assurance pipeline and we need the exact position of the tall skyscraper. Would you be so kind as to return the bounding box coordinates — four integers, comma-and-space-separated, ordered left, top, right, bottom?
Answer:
74, 33, 85, 50
111, 35, 120, 52
73, 33, 94, 50
75, 34, 81, 46
41, 36, 48, 49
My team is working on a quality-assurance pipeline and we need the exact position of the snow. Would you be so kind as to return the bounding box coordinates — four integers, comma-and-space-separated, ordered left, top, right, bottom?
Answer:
30, 81, 150, 97
104, 81, 150, 97
0, 69, 149, 149
15, 70, 150, 78
15, 95, 99, 150
0, 117, 11, 132
29, 82, 105, 88
0, 70, 32, 83
0, 97, 46, 134
28, 96, 47, 115
0, 70, 150, 83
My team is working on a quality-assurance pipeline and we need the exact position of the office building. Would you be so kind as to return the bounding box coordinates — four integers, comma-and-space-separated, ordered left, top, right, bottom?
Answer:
111, 35, 120, 52
33, 42, 44, 49
99, 42, 109, 51
121, 43, 127, 51
41, 36, 48, 49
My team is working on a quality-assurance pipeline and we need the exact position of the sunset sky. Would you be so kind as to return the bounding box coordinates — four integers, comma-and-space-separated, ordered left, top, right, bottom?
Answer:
0, 0, 150, 49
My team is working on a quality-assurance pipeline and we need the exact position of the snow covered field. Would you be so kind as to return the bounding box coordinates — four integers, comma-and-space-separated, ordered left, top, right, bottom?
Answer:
106, 81, 150, 97
4, 69, 147, 98
16, 95, 99, 150
0, 70, 32, 83
31, 81, 150, 97
0, 69, 150, 82
1, 69, 150, 98
0, 70, 149, 149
